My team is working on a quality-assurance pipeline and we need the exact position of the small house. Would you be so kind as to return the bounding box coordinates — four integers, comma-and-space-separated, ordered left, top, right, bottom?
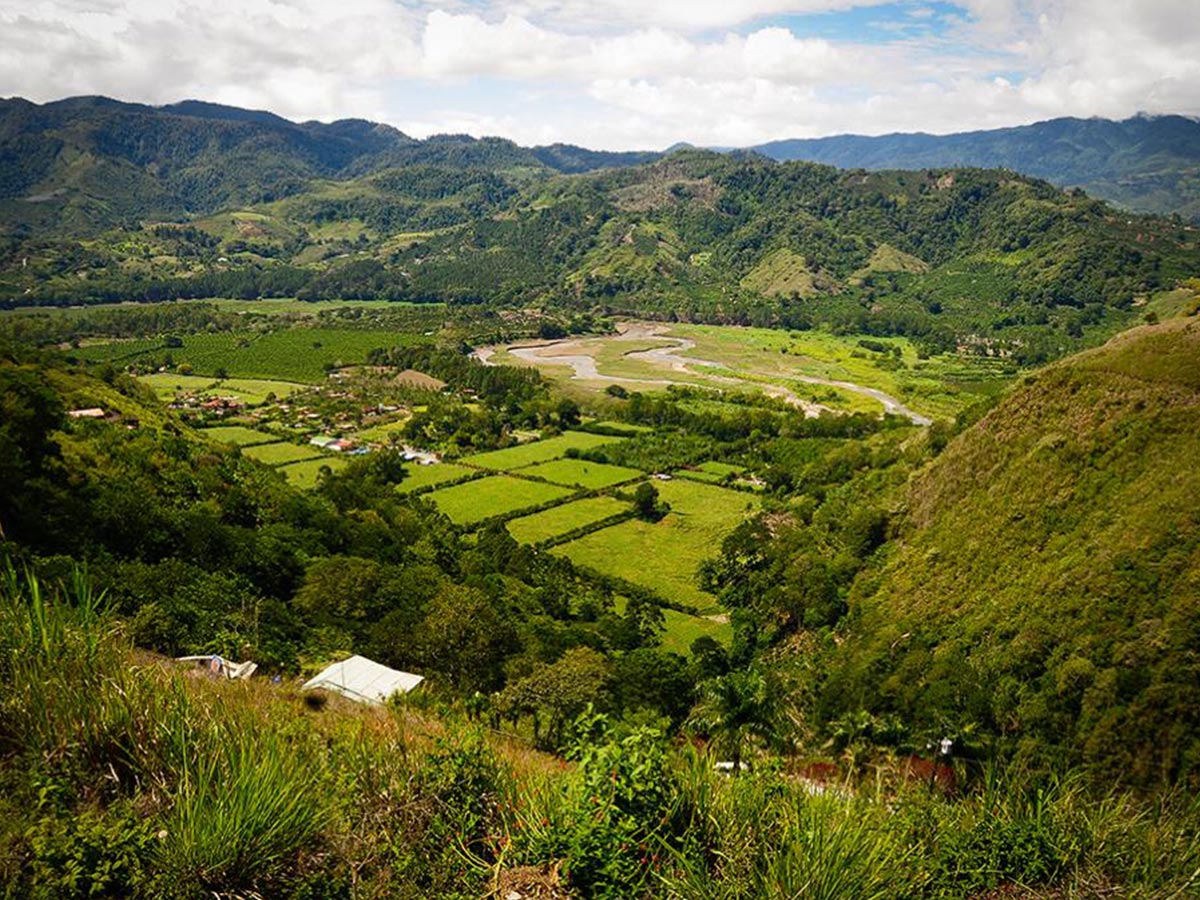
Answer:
302, 655, 423, 706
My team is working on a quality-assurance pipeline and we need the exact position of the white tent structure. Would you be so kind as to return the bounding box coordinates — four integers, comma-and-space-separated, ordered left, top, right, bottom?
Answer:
302, 655, 423, 705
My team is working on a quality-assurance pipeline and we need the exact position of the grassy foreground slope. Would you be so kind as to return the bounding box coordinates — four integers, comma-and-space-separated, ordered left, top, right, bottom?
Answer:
826, 316, 1200, 784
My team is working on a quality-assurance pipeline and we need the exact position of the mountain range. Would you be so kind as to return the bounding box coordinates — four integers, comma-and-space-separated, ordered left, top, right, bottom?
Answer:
749, 114, 1200, 222
3, 97, 1200, 230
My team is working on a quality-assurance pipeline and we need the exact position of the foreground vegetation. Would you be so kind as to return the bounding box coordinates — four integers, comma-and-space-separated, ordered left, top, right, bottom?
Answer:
2, 570, 1198, 899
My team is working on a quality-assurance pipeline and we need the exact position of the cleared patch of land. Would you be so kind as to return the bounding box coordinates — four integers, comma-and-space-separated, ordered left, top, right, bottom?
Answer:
199, 425, 279, 447
553, 479, 760, 610
242, 441, 326, 466
209, 378, 305, 404
459, 431, 624, 471
396, 462, 478, 494
425, 475, 576, 526
516, 458, 642, 490
279, 456, 350, 488
137, 372, 218, 397
588, 420, 653, 435
506, 495, 631, 544
614, 596, 733, 656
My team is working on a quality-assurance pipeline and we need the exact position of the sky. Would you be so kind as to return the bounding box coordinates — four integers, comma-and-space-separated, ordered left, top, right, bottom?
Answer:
3, 0, 1199, 150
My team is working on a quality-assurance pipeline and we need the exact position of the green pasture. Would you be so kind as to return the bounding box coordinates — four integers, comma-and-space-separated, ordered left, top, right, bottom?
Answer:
613, 596, 733, 656
458, 431, 624, 471
506, 495, 631, 545
396, 462, 478, 494
279, 456, 350, 488
199, 425, 279, 447
554, 479, 759, 610
587, 420, 653, 435
516, 458, 642, 490
137, 372, 218, 397
424, 475, 576, 526
241, 441, 326, 466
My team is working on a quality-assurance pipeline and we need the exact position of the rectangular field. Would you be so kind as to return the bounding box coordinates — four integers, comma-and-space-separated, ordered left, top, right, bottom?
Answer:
396, 462, 478, 494
459, 431, 625, 471
241, 441, 326, 466
516, 458, 642, 490
553, 480, 759, 609
137, 372, 218, 397
677, 461, 747, 484
212, 378, 306, 404
424, 475, 576, 526
199, 425, 279, 447
506, 495, 631, 544
279, 456, 350, 488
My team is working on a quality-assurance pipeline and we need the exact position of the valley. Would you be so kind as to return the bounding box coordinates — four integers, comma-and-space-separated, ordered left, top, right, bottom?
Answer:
2, 95, 1200, 900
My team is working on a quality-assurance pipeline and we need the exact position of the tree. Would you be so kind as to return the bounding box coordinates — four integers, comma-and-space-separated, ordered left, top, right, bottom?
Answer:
688, 668, 785, 775
633, 482, 666, 521
417, 584, 515, 694
499, 647, 612, 747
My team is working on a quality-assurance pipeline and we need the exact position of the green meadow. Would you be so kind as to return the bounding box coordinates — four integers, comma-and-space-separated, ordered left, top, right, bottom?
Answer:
279, 456, 350, 488
424, 475, 576, 526
554, 479, 760, 610
458, 431, 625, 471
505, 495, 631, 544
199, 425, 279, 447
395, 462, 478, 494
241, 441, 326, 466
515, 458, 642, 490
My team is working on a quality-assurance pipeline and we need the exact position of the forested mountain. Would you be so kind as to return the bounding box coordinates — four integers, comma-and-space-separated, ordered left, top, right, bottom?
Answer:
751, 114, 1200, 221
4, 106, 1197, 368
0, 96, 658, 231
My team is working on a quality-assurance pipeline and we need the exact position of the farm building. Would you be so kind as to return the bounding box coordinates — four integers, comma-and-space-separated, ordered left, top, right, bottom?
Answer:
302, 655, 424, 705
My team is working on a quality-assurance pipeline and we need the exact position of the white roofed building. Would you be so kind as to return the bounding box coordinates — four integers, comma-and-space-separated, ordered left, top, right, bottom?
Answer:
302, 655, 423, 705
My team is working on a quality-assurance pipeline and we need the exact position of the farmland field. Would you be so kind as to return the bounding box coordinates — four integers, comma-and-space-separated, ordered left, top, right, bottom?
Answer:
676, 461, 750, 484
278, 456, 350, 488
516, 458, 642, 490
424, 475, 576, 526
458, 431, 625, 471
354, 418, 411, 444
73, 328, 431, 383
137, 372, 218, 397
210, 378, 305, 404
587, 420, 653, 435
613, 596, 733, 656
553, 479, 759, 610
199, 425, 279, 447
396, 462, 478, 494
241, 441, 326, 466
506, 495, 631, 544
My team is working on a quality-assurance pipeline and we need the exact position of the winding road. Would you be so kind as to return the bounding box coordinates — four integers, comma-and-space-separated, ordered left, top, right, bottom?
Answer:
474, 324, 932, 426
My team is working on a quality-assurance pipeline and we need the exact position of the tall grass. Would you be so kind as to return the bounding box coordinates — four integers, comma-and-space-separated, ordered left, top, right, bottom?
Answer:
158, 723, 334, 889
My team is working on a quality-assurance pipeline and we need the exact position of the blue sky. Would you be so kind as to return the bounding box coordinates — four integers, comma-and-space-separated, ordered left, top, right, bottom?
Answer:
2, 0, 1198, 149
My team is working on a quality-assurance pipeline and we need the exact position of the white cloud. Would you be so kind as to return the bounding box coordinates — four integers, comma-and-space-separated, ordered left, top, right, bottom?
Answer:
0, 1, 1198, 149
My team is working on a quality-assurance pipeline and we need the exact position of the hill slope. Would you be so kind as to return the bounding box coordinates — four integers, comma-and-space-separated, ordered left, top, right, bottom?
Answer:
823, 315, 1200, 783
752, 115, 1200, 221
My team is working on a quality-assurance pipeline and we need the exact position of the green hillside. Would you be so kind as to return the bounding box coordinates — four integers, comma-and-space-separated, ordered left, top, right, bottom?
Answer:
822, 316, 1200, 783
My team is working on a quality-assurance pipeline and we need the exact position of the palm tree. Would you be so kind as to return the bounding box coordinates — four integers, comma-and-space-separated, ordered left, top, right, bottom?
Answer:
688, 668, 784, 775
